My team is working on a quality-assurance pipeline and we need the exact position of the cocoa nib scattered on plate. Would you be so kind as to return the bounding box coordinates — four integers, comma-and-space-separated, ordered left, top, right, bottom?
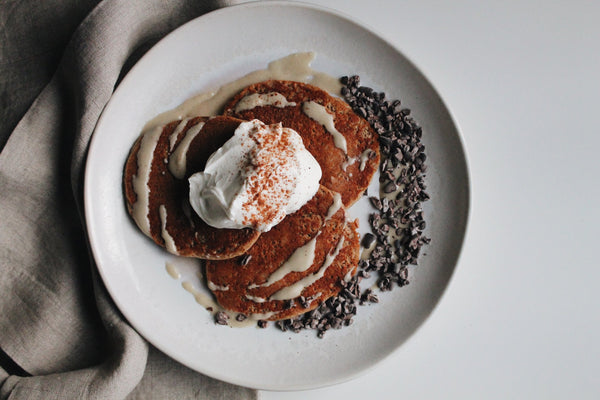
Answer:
272, 76, 431, 337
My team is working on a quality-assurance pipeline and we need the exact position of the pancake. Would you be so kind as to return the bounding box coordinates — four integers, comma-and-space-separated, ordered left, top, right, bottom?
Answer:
223, 80, 380, 207
123, 115, 261, 259
205, 186, 360, 321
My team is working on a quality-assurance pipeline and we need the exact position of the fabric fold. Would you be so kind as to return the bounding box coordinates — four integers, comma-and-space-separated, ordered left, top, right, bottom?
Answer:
0, 0, 256, 398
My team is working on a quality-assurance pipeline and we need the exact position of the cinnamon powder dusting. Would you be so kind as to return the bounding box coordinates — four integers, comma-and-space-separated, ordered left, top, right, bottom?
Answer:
240, 123, 299, 228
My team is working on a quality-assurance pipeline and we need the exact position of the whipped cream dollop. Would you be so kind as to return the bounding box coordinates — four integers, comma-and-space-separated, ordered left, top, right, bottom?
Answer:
189, 119, 321, 232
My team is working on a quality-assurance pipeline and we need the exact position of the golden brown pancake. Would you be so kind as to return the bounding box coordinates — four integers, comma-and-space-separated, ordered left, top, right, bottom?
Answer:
123, 116, 261, 259
205, 186, 360, 321
223, 80, 380, 207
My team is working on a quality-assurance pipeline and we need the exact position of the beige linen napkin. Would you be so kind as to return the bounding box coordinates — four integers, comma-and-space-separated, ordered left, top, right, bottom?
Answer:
0, 0, 256, 398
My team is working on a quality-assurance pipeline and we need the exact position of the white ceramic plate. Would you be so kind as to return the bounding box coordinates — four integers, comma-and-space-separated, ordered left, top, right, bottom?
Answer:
84, 1, 469, 391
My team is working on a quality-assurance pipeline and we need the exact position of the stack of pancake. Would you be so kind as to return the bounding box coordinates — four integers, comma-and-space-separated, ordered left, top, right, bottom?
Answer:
124, 80, 379, 321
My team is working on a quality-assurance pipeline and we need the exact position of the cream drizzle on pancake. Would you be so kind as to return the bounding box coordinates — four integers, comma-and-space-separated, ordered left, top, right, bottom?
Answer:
245, 294, 267, 303
207, 281, 229, 291
326, 192, 343, 219
234, 92, 296, 113
269, 236, 346, 301
159, 205, 178, 254
248, 234, 319, 290
343, 269, 354, 283
132, 125, 163, 236
245, 190, 343, 295
301, 101, 347, 154
341, 149, 376, 172
168, 118, 190, 151
168, 121, 205, 179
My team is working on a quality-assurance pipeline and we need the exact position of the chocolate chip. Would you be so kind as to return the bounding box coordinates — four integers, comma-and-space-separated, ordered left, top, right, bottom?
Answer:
299, 296, 310, 308
341, 75, 430, 290
215, 312, 229, 325
369, 196, 382, 210
235, 313, 247, 322
361, 233, 376, 249
383, 181, 397, 194
257, 320, 269, 328
276, 320, 287, 332
238, 254, 252, 266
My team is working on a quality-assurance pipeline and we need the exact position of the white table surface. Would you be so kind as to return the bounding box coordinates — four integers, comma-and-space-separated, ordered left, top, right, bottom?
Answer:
260, 0, 600, 399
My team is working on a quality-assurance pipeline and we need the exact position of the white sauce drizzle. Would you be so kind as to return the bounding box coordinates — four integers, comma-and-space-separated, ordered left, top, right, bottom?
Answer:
301, 101, 347, 154
247, 311, 277, 321
182, 281, 220, 312
341, 149, 375, 172
341, 157, 354, 172
234, 92, 296, 113
159, 205, 178, 254
245, 294, 267, 303
343, 269, 354, 283
326, 192, 343, 220
165, 262, 181, 280
207, 281, 229, 291
359, 149, 375, 171
131, 125, 163, 236
269, 236, 346, 301
248, 234, 319, 290
143, 52, 341, 131
168, 118, 190, 151
245, 190, 342, 296
168, 121, 204, 179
